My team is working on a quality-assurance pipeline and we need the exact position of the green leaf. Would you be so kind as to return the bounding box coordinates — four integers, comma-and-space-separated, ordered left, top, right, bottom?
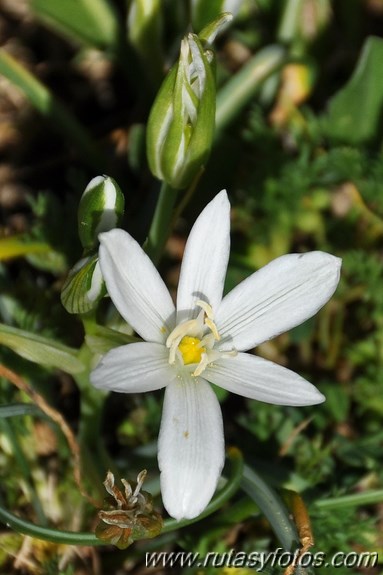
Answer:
323, 36, 383, 145
31, 0, 119, 50
241, 464, 300, 551
315, 489, 383, 510
127, 0, 164, 89
215, 45, 286, 134
242, 466, 315, 575
0, 323, 84, 374
0, 403, 42, 418
0, 237, 50, 261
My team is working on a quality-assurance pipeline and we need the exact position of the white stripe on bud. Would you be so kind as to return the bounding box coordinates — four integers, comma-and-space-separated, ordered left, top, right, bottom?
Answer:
78, 175, 124, 250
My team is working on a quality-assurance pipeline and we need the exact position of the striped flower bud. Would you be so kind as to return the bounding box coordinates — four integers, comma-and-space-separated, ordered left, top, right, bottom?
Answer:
61, 175, 125, 314
61, 253, 105, 315
146, 33, 216, 189
78, 175, 125, 251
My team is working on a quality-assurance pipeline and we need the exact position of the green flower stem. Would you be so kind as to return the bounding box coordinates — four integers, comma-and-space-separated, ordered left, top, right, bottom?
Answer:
0, 448, 243, 546
215, 45, 286, 135
315, 489, 383, 510
0, 503, 104, 546
146, 182, 179, 264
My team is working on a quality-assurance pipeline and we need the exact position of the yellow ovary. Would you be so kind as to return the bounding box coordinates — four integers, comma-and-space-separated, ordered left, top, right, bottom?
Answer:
178, 336, 206, 365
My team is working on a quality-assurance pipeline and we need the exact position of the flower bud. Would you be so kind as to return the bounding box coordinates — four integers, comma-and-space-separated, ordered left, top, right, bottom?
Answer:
146, 33, 216, 189
78, 175, 124, 251
61, 253, 106, 314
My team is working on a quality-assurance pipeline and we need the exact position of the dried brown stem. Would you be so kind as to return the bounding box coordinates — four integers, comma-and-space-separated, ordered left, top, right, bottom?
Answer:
0, 363, 99, 508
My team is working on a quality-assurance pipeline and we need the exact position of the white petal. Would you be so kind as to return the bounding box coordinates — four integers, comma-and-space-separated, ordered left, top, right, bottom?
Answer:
99, 229, 175, 343
204, 352, 325, 406
158, 375, 225, 520
176, 191, 230, 322
90, 342, 175, 393
216, 251, 341, 351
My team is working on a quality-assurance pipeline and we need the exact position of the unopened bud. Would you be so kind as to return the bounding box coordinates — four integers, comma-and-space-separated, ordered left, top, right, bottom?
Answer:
146, 33, 216, 189
61, 253, 105, 315
78, 175, 124, 251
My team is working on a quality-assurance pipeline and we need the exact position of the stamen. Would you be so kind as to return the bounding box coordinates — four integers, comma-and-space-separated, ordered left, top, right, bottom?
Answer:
201, 333, 215, 348
192, 353, 209, 376
195, 299, 214, 319
169, 340, 181, 365
166, 299, 234, 375
205, 317, 220, 341
166, 311, 205, 349
166, 319, 197, 349
192, 348, 226, 377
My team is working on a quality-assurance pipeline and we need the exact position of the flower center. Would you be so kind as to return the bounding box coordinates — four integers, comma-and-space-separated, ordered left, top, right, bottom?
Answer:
178, 336, 206, 365
165, 300, 237, 377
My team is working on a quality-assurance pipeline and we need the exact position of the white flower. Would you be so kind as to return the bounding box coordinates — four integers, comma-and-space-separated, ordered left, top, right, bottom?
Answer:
90, 190, 341, 521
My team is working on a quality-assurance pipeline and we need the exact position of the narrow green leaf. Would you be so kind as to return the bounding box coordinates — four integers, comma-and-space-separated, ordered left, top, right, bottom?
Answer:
215, 45, 286, 134
323, 36, 383, 145
127, 0, 164, 89
0, 323, 84, 374
242, 467, 314, 575
0, 49, 105, 171
0, 237, 50, 261
241, 464, 300, 551
0, 403, 42, 418
31, 0, 119, 50
315, 489, 383, 510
